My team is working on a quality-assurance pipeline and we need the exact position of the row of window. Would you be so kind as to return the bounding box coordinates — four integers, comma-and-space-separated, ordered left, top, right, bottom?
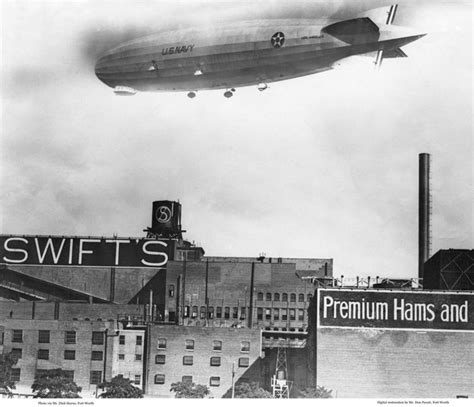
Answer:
154, 355, 244, 367
184, 306, 247, 320
156, 339, 249, 352
257, 308, 305, 321
154, 374, 221, 387
10, 348, 128, 362
10, 330, 106, 345
119, 335, 142, 346
7, 369, 104, 385
183, 305, 307, 320
257, 292, 312, 302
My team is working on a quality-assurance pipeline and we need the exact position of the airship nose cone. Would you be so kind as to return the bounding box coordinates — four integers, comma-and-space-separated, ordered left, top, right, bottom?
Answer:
95, 56, 112, 87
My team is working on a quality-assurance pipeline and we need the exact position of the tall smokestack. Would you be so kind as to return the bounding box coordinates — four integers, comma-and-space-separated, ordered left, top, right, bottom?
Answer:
418, 153, 431, 281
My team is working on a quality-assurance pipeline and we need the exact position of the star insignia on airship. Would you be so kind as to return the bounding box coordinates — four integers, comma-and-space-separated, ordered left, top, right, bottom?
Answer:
271, 32, 285, 48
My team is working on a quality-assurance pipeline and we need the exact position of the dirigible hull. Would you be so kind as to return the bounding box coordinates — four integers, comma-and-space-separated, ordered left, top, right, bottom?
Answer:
95, 18, 425, 93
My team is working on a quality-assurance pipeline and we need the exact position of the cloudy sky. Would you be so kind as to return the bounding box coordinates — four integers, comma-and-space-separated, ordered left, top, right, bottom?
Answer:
1, 0, 472, 280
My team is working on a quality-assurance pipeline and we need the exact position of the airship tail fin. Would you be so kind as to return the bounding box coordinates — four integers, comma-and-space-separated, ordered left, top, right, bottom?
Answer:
358, 4, 399, 26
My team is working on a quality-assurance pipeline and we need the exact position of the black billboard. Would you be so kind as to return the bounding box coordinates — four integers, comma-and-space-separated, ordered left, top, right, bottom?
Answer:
0, 235, 174, 268
318, 289, 474, 331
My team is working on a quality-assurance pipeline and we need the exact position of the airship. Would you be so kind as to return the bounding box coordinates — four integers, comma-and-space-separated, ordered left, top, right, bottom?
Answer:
95, 5, 425, 98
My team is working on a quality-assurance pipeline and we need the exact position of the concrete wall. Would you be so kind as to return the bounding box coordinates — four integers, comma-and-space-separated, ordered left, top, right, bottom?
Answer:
316, 327, 474, 398
146, 325, 261, 398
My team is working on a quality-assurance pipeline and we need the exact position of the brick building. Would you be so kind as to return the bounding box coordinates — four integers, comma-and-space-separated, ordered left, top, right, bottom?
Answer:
0, 302, 145, 397
146, 325, 261, 398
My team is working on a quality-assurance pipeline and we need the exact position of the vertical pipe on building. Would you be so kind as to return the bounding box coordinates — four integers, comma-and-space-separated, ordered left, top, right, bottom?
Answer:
149, 289, 153, 321
181, 257, 187, 321
110, 267, 116, 303
205, 259, 209, 323
103, 329, 108, 384
248, 262, 255, 328
419, 153, 431, 281
143, 325, 151, 395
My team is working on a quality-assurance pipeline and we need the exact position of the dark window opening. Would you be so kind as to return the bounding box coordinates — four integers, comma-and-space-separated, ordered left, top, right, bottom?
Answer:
65, 331, 76, 344
154, 374, 165, 385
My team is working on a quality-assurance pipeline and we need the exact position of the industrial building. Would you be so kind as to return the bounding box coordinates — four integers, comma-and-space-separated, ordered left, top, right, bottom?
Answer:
0, 201, 332, 397
1, 198, 473, 398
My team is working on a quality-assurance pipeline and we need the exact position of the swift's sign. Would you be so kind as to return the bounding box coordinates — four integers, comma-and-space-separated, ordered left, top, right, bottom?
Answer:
318, 289, 474, 331
0, 235, 174, 268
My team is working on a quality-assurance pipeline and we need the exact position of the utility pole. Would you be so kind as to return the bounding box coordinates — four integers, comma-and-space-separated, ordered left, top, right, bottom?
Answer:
231, 362, 236, 398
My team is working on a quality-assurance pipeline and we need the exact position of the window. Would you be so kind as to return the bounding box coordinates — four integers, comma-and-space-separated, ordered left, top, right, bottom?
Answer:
209, 376, 220, 387
257, 308, 263, 320
91, 351, 103, 361
183, 356, 193, 365
11, 348, 22, 359
136, 336, 143, 346
232, 307, 238, 319
182, 375, 193, 384
216, 307, 222, 318
135, 354, 142, 361
157, 338, 167, 349
298, 293, 305, 302
185, 339, 194, 350
266, 293, 272, 301
224, 307, 230, 319
298, 309, 304, 321
200, 306, 206, 319
184, 306, 190, 318
307, 293, 313, 301
90, 371, 102, 384
10, 368, 21, 382
63, 370, 74, 381
212, 340, 222, 351
155, 354, 166, 364
65, 331, 76, 344
64, 350, 76, 360
210, 356, 221, 366
168, 284, 175, 297
38, 330, 50, 343
238, 357, 249, 367
290, 309, 296, 320
92, 331, 104, 345
38, 349, 49, 360
118, 354, 125, 360
290, 293, 296, 302
265, 308, 271, 320
240, 307, 246, 320
119, 335, 125, 345
282, 293, 288, 302
281, 309, 288, 321
257, 292, 263, 301
134, 375, 141, 385
273, 309, 280, 320
12, 330, 23, 343
154, 374, 165, 385
191, 306, 198, 318
208, 306, 214, 319
274, 293, 280, 301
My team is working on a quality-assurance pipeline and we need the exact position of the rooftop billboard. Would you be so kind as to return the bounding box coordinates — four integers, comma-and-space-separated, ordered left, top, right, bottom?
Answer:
0, 235, 174, 268
318, 288, 474, 332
